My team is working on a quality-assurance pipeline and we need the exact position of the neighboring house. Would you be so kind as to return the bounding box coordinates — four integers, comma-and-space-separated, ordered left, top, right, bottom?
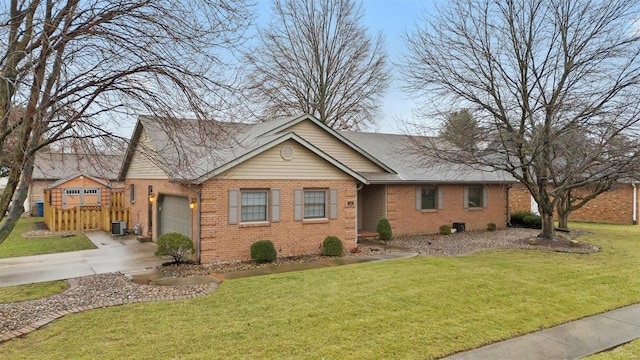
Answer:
119, 114, 516, 263
30, 152, 124, 216
510, 182, 639, 225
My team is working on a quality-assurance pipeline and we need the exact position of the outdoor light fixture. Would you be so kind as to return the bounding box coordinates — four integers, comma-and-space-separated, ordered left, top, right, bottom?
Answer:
189, 198, 197, 209
148, 193, 155, 203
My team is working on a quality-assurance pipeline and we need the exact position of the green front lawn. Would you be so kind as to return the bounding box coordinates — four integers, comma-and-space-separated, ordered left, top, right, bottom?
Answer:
0, 281, 69, 303
1, 223, 638, 359
0, 217, 95, 258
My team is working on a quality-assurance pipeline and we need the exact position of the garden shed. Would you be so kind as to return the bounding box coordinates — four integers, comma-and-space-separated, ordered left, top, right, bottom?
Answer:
47, 174, 112, 209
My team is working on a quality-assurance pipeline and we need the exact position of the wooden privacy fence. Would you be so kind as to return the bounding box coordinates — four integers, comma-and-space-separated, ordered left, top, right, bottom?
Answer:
43, 189, 129, 232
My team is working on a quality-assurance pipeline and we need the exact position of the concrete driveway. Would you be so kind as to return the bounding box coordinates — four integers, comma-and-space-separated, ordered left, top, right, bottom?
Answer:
0, 232, 163, 287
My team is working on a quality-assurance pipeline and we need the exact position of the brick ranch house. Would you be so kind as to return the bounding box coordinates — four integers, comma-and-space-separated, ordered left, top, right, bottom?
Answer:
510, 182, 639, 225
119, 114, 516, 263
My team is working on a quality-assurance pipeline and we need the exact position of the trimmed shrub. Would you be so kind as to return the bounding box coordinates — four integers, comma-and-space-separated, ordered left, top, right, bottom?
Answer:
439, 224, 451, 235
569, 239, 580, 248
321, 236, 344, 256
522, 214, 542, 229
376, 218, 392, 242
250, 240, 277, 263
510, 211, 534, 226
527, 238, 537, 245
155, 232, 195, 264
487, 222, 497, 231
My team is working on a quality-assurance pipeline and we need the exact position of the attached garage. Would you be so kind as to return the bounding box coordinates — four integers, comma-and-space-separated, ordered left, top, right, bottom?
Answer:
157, 195, 192, 239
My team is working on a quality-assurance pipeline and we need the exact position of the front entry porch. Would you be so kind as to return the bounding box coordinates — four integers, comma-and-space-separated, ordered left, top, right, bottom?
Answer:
357, 184, 387, 241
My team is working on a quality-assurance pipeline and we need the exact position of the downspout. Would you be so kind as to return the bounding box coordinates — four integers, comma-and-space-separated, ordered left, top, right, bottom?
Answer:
355, 182, 363, 244
633, 182, 637, 225
196, 190, 202, 263
506, 184, 512, 227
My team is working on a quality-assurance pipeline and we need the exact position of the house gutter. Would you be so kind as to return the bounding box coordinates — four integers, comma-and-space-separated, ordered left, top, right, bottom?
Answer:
633, 182, 637, 225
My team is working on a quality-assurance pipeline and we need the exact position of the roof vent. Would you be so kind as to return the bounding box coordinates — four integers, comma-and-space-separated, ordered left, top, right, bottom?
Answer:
281, 145, 295, 161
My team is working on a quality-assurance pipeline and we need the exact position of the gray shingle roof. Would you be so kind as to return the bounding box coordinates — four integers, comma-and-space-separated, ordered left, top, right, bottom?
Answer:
126, 114, 515, 184
340, 131, 516, 183
33, 152, 123, 180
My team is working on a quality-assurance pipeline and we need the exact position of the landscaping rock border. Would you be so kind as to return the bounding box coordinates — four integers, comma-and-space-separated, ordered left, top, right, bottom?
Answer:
0, 273, 218, 343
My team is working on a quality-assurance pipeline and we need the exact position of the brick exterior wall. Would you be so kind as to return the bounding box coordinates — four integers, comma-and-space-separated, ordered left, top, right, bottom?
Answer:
29, 180, 50, 216
508, 183, 533, 215
509, 183, 638, 225
386, 184, 509, 235
199, 179, 357, 263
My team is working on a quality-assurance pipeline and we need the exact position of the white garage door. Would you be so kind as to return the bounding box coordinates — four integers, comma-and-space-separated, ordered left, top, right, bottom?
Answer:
158, 195, 192, 239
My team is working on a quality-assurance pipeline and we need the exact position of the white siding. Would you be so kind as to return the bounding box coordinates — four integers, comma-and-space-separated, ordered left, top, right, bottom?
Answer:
219, 140, 352, 180
126, 130, 168, 180
285, 121, 385, 173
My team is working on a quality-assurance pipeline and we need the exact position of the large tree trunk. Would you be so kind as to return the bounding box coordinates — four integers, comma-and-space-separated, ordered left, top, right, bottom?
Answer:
540, 211, 555, 239
0, 154, 34, 246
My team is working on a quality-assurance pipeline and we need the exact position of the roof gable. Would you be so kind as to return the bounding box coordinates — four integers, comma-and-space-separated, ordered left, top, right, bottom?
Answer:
257, 114, 395, 174
49, 174, 110, 188
195, 132, 369, 184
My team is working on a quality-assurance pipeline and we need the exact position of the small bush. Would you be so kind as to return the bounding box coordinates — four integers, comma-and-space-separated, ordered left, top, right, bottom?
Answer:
321, 236, 344, 256
487, 222, 497, 231
376, 218, 392, 242
510, 211, 534, 226
522, 214, 542, 229
439, 224, 451, 235
155, 232, 195, 264
569, 239, 580, 248
250, 240, 277, 263
527, 238, 537, 245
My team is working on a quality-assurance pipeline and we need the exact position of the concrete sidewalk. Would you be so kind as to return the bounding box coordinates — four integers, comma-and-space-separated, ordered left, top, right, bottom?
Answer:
0, 233, 162, 287
444, 303, 640, 360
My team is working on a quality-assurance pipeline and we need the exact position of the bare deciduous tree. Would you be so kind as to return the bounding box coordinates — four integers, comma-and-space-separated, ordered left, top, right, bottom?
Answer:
402, 0, 640, 239
0, 0, 253, 244
245, 0, 389, 130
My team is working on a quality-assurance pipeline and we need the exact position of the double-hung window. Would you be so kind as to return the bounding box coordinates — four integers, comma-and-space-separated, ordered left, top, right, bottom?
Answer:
304, 190, 327, 219
241, 190, 268, 222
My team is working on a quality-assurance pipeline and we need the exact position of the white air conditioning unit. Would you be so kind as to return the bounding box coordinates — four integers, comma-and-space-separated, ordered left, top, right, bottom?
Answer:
111, 220, 126, 236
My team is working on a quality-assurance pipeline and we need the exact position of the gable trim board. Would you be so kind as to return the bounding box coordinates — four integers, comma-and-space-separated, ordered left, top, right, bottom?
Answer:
48, 173, 110, 189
